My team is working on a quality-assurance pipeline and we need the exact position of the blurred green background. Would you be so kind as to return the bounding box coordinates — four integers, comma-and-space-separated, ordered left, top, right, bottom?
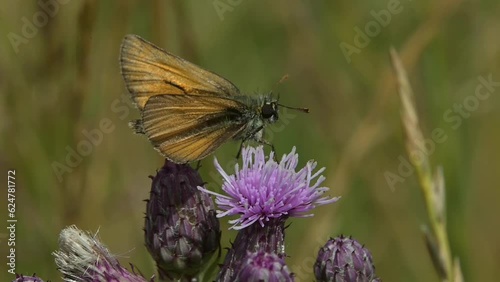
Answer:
1, 0, 499, 281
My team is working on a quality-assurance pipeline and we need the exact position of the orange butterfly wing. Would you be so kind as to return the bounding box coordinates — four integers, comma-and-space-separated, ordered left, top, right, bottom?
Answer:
120, 34, 252, 162
140, 95, 248, 163
120, 34, 241, 109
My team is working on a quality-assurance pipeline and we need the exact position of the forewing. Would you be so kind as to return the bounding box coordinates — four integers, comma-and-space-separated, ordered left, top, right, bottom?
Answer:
120, 34, 241, 109
141, 95, 248, 163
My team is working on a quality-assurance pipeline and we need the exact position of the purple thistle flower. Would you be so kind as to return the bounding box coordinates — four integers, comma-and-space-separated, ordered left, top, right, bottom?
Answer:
199, 146, 339, 230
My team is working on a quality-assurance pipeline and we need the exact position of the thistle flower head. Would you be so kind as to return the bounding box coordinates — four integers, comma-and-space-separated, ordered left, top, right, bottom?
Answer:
235, 251, 294, 282
216, 218, 286, 281
145, 160, 220, 280
314, 235, 380, 282
52, 225, 149, 282
200, 146, 339, 230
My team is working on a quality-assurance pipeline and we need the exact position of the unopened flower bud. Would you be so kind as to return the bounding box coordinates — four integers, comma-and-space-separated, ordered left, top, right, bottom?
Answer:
235, 251, 293, 282
314, 235, 380, 282
145, 160, 221, 280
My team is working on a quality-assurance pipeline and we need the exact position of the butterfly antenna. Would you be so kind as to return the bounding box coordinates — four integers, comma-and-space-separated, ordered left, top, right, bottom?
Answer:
273, 74, 309, 113
271, 74, 290, 98
277, 103, 310, 113
278, 74, 289, 85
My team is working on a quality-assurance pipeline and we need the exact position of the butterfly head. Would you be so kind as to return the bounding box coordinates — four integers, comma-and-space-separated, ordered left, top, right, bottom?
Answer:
260, 93, 309, 125
261, 100, 279, 123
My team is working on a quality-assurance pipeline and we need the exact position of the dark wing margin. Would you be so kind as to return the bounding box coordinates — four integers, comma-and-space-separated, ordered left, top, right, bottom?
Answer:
120, 34, 241, 109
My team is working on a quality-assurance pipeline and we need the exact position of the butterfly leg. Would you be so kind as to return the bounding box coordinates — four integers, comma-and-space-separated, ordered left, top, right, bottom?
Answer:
235, 124, 277, 160
195, 160, 202, 170
256, 138, 277, 161
236, 140, 245, 159
236, 139, 275, 159
236, 124, 265, 159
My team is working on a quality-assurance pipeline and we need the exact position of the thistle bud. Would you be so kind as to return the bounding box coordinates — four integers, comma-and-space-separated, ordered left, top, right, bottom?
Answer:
217, 218, 286, 281
145, 160, 221, 280
235, 251, 294, 282
314, 235, 380, 282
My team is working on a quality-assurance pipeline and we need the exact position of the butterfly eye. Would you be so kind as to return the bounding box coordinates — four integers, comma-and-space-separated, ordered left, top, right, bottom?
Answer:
262, 102, 277, 119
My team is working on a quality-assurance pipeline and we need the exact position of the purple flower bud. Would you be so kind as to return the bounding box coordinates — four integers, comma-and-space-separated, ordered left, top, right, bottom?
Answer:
145, 160, 221, 280
53, 225, 149, 282
217, 218, 286, 281
235, 251, 294, 282
314, 235, 380, 282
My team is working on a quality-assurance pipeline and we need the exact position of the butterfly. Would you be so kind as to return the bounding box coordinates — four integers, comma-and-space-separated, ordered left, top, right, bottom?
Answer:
120, 34, 308, 163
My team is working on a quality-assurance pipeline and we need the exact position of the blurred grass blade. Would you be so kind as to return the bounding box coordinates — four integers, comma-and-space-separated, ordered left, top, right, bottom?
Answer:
390, 47, 461, 281
422, 225, 447, 279
390, 47, 431, 178
453, 258, 464, 282
433, 166, 446, 225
